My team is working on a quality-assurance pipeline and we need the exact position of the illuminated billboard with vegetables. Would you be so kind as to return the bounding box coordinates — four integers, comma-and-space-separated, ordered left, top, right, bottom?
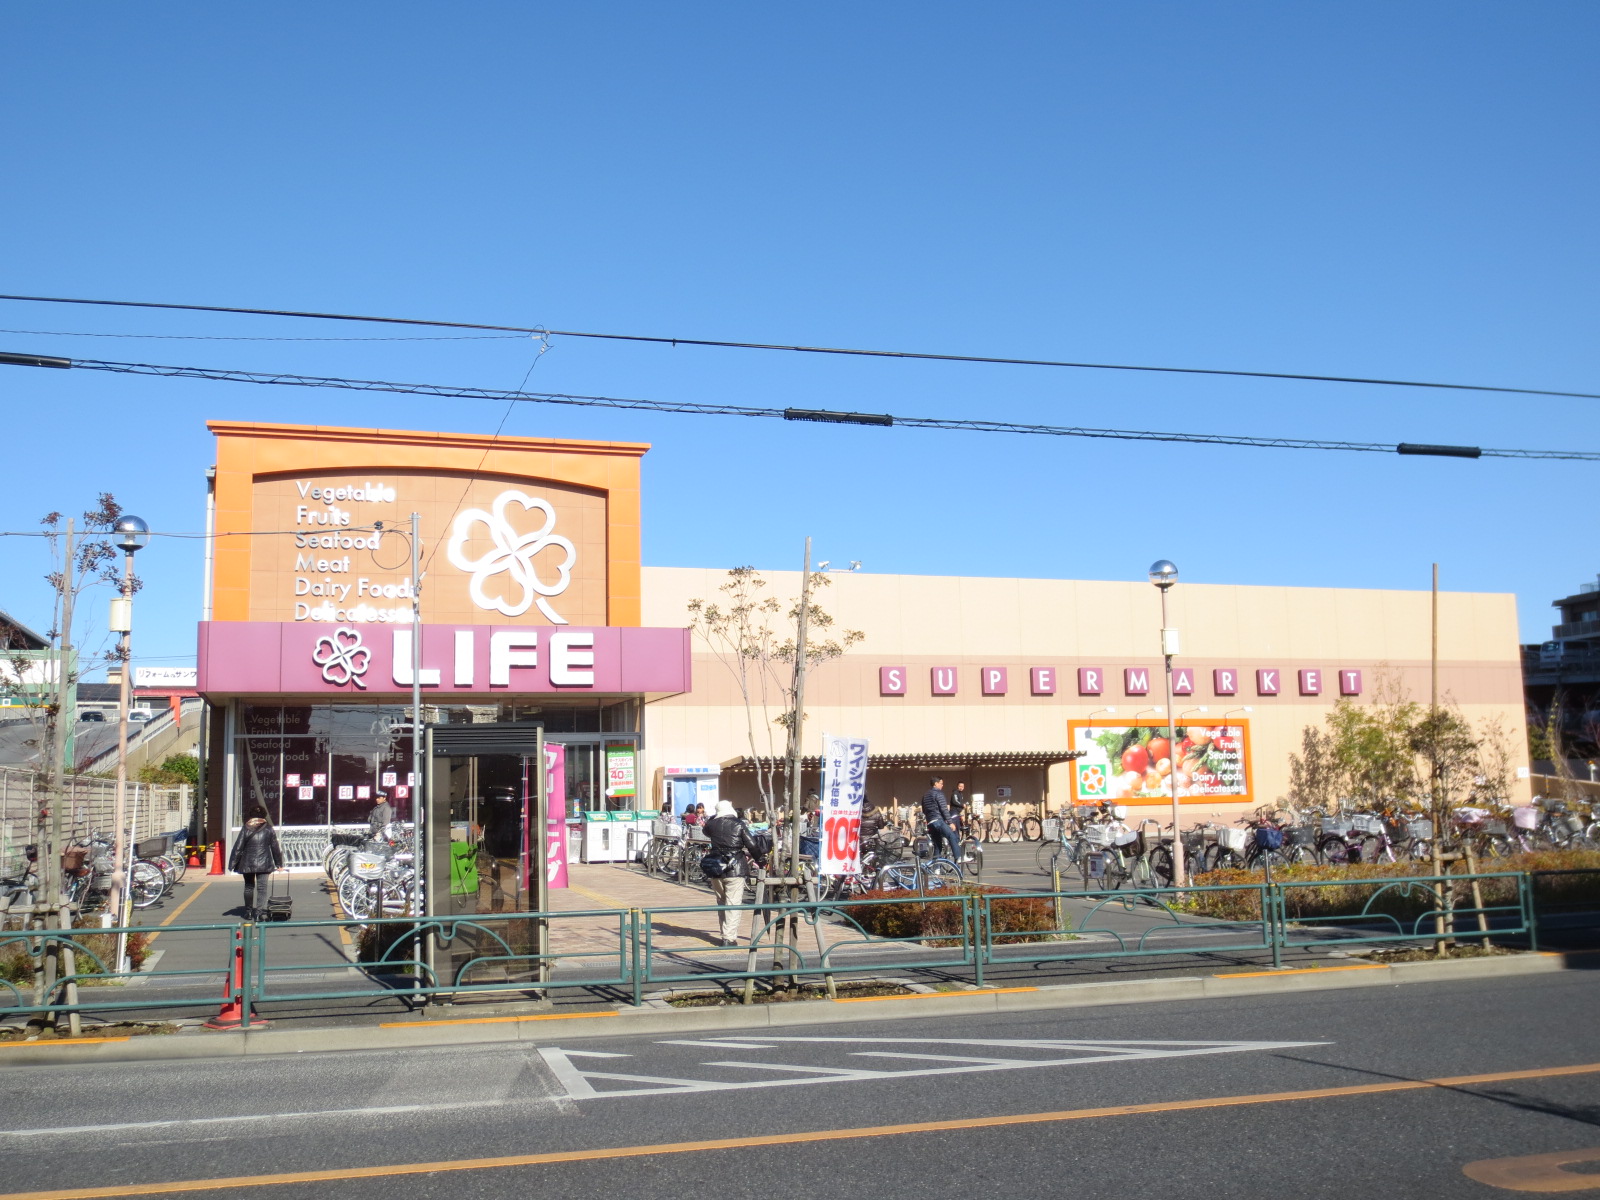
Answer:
1066, 720, 1252, 805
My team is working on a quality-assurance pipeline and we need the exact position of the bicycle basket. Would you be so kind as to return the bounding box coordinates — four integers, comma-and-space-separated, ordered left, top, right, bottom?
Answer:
1512, 807, 1539, 831
1042, 819, 1061, 841
351, 852, 387, 879
1405, 818, 1434, 840
1082, 825, 1114, 847
1351, 814, 1383, 835
1286, 825, 1316, 847
1322, 816, 1352, 837
1482, 819, 1508, 836
1559, 814, 1586, 838
1216, 827, 1248, 853
135, 835, 171, 859
1254, 826, 1285, 851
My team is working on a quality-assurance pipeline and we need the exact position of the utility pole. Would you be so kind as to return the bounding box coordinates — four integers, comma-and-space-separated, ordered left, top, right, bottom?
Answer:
47, 524, 75, 908
409, 515, 423, 899
784, 537, 813, 873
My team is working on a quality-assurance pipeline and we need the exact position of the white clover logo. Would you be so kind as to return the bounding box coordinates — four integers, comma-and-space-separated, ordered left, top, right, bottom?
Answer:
445, 489, 576, 624
313, 628, 370, 689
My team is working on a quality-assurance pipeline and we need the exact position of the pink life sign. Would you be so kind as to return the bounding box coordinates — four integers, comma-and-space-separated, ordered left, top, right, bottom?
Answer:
544, 743, 569, 890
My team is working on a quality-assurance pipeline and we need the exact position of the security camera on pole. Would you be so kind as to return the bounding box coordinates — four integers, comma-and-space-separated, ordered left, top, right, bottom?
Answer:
107, 515, 149, 968
1148, 560, 1185, 887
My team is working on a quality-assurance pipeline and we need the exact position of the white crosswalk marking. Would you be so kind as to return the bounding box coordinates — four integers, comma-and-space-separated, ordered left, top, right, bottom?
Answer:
537, 1036, 1325, 1101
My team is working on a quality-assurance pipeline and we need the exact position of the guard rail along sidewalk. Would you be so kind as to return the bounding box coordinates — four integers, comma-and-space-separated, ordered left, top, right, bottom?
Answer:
2, 867, 1594, 1029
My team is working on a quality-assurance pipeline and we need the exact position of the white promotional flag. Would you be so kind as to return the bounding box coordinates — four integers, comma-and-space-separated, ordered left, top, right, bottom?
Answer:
818, 733, 870, 876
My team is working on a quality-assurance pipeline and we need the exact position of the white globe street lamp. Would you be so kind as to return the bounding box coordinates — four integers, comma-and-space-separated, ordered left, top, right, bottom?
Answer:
1147, 560, 1185, 887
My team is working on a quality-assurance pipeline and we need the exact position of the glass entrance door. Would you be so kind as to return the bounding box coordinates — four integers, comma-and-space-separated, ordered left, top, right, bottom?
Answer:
426, 724, 547, 992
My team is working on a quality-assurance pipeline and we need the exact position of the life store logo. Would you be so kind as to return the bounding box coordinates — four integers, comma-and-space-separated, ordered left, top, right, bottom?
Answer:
446, 489, 576, 624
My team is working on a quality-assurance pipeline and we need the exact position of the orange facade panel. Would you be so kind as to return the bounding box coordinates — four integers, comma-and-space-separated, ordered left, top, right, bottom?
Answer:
208, 421, 648, 628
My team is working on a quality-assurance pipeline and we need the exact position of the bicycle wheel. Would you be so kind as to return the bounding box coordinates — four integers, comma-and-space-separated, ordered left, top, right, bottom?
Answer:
146, 855, 179, 891
1034, 840, 1062, 873
1360, 836, 1394, 864
1317, 836, 1351, 866
1004, 817, 1024, 843
921, 858, 960, 890
128, 861, 166, 908
875, 862, 920, 892
1022, 817, 1043, 842
1148, 845, 1175, 888
1100, 851, 1128, 890
339, 873, 370, 917
1478, 835, 1513, 860
1210, 850, 1246, 873
958, 837, 983, 872
344, 881, 377, 920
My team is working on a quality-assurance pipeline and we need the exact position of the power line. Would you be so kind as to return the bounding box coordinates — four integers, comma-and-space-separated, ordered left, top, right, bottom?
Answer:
0, 291, 1594, 402
5, 350, 1594, 462
0, 326, 525, 343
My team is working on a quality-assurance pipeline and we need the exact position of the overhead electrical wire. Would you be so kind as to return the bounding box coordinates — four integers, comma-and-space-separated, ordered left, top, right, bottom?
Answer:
1, 350, 1592, 461
0, 291, 1595, 402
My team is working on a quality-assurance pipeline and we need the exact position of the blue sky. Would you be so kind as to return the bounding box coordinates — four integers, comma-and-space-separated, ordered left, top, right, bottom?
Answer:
0, 2, 1595, 675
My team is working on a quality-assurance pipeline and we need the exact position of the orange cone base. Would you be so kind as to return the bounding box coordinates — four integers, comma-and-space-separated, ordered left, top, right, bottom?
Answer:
186, 849, 203, 868
203, 1006, 267, 1031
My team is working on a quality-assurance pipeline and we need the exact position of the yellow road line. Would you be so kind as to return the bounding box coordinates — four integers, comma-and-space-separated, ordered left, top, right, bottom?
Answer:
379, 1010, 618, 1028
7, 1060, 1597, 1198
1215, 964, 1388, 978
144, 882, 211, 943
0, 1036, 130, 1051
833, 986, 1039, 1003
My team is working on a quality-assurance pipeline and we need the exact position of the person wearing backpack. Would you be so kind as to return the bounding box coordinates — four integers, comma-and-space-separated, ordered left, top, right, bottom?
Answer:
702, 800, 765, 947
228, 803, 284, 921
921, 776, 957, 860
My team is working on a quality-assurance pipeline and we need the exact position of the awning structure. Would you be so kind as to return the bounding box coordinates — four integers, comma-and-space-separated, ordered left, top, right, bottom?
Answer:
720, 750, 1085, 773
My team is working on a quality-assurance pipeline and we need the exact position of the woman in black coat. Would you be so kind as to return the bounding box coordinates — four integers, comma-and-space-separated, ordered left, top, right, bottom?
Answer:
228, 803, 284, 920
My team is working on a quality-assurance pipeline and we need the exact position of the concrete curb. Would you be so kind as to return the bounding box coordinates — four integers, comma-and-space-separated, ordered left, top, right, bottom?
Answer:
0, 951, 1582, 1067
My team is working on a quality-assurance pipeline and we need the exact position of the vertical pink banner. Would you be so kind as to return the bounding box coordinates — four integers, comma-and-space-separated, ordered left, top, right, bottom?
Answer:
544, 743, 570, 890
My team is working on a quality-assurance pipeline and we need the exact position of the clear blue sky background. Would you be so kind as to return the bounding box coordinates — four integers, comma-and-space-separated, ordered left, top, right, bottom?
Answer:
1, 2, 1595, 677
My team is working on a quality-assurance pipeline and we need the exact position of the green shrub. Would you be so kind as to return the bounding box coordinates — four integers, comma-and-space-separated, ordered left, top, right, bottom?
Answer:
1176, 850, 1600, 922
840, 886, 1063, 944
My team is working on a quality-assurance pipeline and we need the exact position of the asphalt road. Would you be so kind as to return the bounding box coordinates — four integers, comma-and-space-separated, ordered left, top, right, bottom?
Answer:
1, 971, 1597, 1199
0, 715, 158, 768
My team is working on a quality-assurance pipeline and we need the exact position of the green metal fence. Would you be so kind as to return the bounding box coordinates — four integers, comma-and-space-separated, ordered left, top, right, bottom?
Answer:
1, 867, 1593, 1028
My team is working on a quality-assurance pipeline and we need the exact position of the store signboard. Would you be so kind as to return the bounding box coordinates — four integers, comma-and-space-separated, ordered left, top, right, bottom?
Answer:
135, 667, 198, 688
818, 733, 869, 876
196, 621, 691, 696
1067, 720, 1252, 806
604, 745, 636, 799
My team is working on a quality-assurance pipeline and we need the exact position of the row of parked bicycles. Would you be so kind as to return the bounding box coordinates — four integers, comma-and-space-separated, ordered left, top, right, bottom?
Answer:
0, 830, 190, 927
322, 823, 420, 919
1032, 792, 1600, 889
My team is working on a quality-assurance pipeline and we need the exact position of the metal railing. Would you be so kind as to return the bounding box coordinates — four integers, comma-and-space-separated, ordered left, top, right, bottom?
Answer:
2, 867, 1595, 1027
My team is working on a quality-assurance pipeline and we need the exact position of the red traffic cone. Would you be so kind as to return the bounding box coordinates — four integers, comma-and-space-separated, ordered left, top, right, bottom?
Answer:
207, 841, 224, 875
186, 844, 203, 869
204, 925, 267, 1030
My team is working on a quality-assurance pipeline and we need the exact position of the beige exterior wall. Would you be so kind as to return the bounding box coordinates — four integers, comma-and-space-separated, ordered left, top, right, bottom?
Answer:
641, 567, 1530, 821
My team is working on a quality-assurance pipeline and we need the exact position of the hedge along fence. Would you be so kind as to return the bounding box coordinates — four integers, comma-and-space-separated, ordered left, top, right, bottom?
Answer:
1175, 851, 1600, 924
0, 925, 152, 989
841, 886, 1063, 945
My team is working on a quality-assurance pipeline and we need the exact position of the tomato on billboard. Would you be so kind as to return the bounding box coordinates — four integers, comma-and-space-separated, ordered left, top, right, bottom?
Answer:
1067, 720, 1252, 805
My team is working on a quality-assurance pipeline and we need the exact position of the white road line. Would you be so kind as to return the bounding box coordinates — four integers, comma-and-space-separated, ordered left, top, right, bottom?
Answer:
538, 1037, 1325, 1101
0, 1099, 537, 1139
657, 1040, 775, 1049
702, 1061, 880, 1076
